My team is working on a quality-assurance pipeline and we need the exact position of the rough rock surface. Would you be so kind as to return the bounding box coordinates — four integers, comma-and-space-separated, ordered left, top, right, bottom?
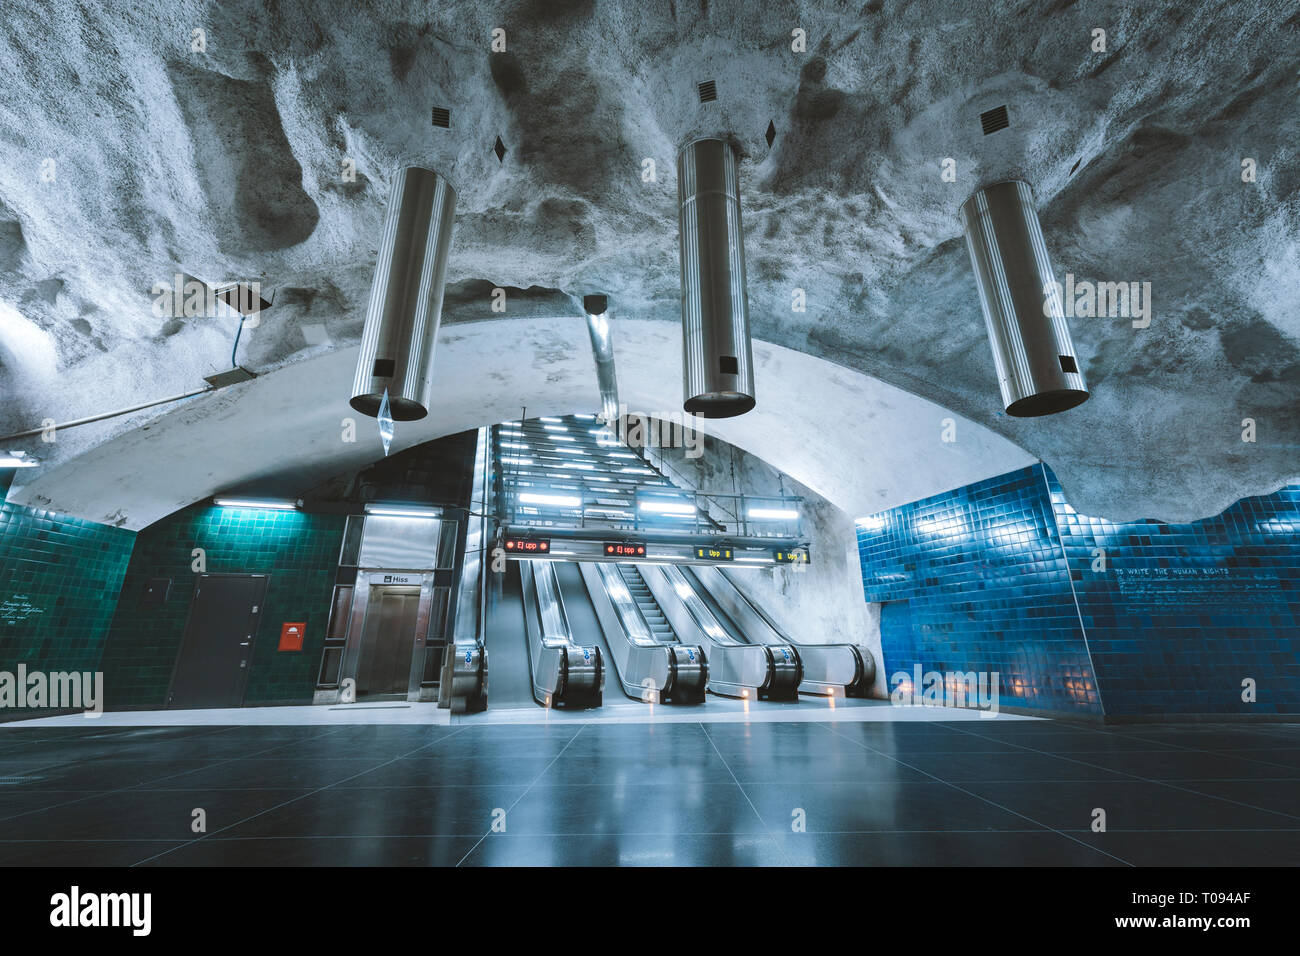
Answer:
0, 0, 1297, 522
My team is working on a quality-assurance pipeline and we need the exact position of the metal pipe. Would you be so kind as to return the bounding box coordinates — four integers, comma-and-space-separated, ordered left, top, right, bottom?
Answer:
0, 386, 214, 443
959, 180, 1088, 417
677, 138, 756, 418
350, 166, 457, 421
582, 294, 619, 426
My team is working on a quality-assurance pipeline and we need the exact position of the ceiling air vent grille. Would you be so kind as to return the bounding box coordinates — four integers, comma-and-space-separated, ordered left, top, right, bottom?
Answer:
431, 107, 450, 129
980, 104, 1009, 135
698, 79, 717, 103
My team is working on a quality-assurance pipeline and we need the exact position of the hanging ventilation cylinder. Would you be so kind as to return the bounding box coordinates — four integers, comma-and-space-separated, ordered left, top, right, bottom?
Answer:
582, 294, 620, 427
350, 166, 457, 421
677, 138, 756, 418
959, 180, 1088, 417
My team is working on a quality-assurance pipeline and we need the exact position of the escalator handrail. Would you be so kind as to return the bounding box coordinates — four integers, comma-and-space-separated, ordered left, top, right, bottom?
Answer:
657, 564, 746, 648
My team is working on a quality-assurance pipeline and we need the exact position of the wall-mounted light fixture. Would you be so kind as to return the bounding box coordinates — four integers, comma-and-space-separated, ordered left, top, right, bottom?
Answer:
363, 503, 442, 518
212, 497, 299, 511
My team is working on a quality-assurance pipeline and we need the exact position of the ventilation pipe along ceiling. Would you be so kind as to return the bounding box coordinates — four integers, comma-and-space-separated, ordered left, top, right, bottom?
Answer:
582, 294, 619, 426
677, 138, 756, 418
350, 165, 457, 422
959, 180, 1088, 417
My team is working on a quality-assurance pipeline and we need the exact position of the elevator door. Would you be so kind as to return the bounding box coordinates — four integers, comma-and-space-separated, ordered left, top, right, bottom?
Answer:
355, 586, 422, 699
168, 574, 268, 709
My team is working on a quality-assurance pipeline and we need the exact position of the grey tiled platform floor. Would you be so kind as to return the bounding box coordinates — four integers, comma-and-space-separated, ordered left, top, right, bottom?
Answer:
0, 720, 1295, 866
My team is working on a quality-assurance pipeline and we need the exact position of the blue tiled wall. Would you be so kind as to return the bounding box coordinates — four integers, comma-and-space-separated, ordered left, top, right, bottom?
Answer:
858, 466, 1101, 716
0, 501, 136, 718
1048, 472, 1300, 716
857, 464, 1300, 718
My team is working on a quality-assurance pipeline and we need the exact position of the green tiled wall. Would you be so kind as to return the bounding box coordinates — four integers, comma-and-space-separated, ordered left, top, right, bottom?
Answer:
101, 503, 345, 708
0, 501, 136, 718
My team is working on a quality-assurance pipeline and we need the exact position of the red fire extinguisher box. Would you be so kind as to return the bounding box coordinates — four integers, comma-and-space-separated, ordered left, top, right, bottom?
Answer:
278, 622, 306, 652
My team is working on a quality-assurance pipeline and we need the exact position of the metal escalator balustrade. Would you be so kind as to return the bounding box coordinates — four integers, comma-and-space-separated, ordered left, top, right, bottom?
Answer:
585, 562, 707, 704
636, 562, 800, 701
519, 559, 603, 707
686, 564, 875, 698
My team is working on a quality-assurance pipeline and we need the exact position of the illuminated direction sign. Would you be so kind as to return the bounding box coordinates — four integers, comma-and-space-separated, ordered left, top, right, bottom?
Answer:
604, 542, 647, 557
504, 538, 550, 554
694, 546, 733, 561
773, 548, 810, 565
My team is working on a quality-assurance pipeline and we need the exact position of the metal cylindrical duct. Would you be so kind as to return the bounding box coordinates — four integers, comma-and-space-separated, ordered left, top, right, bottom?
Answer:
582, 294, 619, 426
677, 138, 756, 418
350, 166, 457, 421
959, 180, 1088, 417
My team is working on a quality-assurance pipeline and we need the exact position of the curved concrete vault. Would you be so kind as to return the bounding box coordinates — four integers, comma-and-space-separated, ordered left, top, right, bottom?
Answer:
11, 317, 1036, 530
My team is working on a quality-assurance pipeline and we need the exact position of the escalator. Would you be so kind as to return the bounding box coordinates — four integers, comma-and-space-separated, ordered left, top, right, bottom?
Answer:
682, 564, 875, 698
517, 559, 603, 708
552, 562, 642, 709
636, 562, 801, 701
579, 562, 706, 703
482, 561, 542, 708
617, 565, 678, 645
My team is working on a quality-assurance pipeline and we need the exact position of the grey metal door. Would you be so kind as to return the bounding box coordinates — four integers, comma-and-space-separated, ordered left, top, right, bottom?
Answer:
355, 586, 422, 699
167, 574, 268, 709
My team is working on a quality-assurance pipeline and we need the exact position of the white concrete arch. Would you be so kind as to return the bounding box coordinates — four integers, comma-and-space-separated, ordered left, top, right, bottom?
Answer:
11, 317, 1035, 530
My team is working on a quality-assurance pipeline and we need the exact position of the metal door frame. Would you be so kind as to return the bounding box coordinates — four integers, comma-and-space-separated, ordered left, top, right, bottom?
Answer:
337, 569, 437, 702
165, 573, 269, 709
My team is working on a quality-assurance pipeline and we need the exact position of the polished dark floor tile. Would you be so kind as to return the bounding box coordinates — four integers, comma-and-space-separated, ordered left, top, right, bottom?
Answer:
506, 781, 768, 836
143, 757, 390, 791
1055, 749, 1300, 781
459, 831, 787, 866
139, 835, 481, 866
11, 788, 306, 840
216, 785, 526, 839
1173, 779, 1300, 818
0, 840, 187, 866
723, 751, 930, 785
0, 757, 217, 791
338, 754, 558, 789
544, 752, 738, 786
899, 750, 1129, 782
960, 780, 1300, 831
0, 719, 1295, 866
744, 780, 1036, 833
